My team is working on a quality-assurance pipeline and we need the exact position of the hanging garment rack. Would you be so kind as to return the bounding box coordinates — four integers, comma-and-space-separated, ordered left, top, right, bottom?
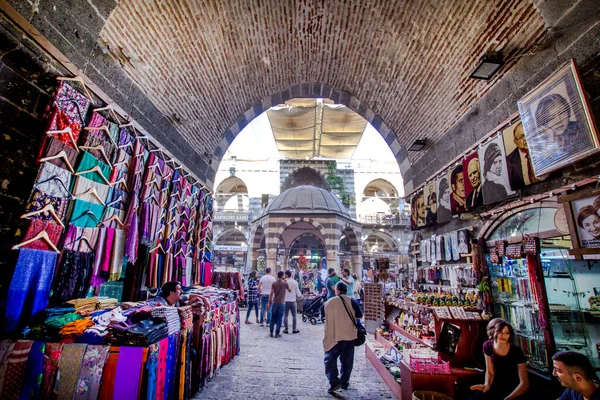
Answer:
111, 177, 129, 192
83, 126, 117, 147
79, 145, 113, 167
35, 175, 73, 198
70, 209, 104, 227
56, 76, 96, 104
93, 104, 121, 125
63, 233, 95, 252
100, 214, 125, 229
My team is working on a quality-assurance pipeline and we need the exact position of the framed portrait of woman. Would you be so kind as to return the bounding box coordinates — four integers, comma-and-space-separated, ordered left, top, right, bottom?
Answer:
517, 60, 600, 176
478, 136, 516, 205
559, 187, 600, 259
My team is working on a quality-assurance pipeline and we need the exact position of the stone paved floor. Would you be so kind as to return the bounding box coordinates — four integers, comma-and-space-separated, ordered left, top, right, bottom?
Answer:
194, 314, 395, 399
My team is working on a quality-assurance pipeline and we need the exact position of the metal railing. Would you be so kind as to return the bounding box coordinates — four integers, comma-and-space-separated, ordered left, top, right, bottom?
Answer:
359, 214, 410, 225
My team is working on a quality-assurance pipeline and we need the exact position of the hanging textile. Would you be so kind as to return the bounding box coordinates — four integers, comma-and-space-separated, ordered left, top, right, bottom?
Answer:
0, 340, 33, 400
5, 249, 58, 332
51, 250, 95, 304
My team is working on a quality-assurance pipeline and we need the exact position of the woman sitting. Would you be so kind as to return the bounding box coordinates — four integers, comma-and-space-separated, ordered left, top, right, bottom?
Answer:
471, 318, 529, 400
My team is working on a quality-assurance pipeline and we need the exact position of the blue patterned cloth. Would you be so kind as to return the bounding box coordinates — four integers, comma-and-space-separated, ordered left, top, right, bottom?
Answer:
4, 249, 58, 332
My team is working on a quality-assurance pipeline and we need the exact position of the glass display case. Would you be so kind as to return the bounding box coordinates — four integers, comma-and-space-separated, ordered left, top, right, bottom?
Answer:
487, 254, 549, 373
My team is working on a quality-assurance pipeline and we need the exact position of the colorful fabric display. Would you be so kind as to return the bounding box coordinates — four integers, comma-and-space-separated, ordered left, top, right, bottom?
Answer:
4, 249, 58, 332
71, 175, 110, 204
68, 199, 105, 228
112, 346, 146, 400
45, 81, 91, 148
75, 151, 111, 185
39, 136, 79, 171
0, 340, 33, 400
74, 345, 110, 400
55, 343, 87, 400
34, 161, 73, 198
24, 188, 69, 222
51, 250, 95, 304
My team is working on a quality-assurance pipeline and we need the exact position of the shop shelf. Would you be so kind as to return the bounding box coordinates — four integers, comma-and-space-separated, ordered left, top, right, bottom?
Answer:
388, 321, 434, 349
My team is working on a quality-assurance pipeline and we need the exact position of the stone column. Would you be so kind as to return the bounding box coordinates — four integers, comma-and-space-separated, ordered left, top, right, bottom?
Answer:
266, 248, 277, 271
326, 249, 339, 271
282, 248, 289, 271
351, 255, 362, 277
250, 251, 258, 271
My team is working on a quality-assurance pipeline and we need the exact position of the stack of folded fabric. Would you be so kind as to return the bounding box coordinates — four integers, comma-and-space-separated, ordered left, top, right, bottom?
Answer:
59, 318, 94, 339
66, 297, 98, 315
177, 306, 193, 330
96, 297, 118, 310
151, 306, 181, 335
109, 318, 168, 346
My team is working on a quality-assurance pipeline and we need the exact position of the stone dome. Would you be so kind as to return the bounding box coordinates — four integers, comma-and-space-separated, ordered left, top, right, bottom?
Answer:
263, 185, 350, 218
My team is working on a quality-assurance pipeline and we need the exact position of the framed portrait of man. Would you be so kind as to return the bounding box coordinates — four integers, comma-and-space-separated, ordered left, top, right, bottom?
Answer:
449, 164, 466, 215
478, 136, 516, 205
463, 151, 483, 211
436, 174, 452, 223
415, 191, 426, 228
423, 181, 437, 226
502, 120, 542, 191
517, 60, 600, 176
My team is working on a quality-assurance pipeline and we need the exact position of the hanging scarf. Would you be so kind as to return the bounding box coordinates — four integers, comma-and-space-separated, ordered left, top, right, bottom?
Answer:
40, 342, 64, 399
55, 343, 87, 400
74, 345, 109, 400
156, 337, 168, 400
5, 249, 58, 332
113, 346, 145, 400
18, 341, 45, 400
0, 340, 33, 400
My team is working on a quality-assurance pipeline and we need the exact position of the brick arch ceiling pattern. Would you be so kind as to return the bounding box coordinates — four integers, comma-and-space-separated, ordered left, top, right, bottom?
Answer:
99, 0, 546, 178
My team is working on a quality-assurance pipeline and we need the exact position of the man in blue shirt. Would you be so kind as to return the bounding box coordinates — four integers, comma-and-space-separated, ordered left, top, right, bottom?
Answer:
553, 351, 600, 400
325, 268, 338, 300
339, 267, 355, 298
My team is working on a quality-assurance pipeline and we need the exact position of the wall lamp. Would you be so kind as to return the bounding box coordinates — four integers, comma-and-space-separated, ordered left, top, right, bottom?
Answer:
407, 139, 427, 151
470, 53, 503, 80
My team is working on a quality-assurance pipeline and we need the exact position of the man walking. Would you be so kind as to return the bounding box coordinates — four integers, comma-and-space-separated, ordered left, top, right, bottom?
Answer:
283, 270, 302, 334
267, 270, 290, 338
339, 268, 355, 299
323, 281, 363, 393
257, 267, 275, 327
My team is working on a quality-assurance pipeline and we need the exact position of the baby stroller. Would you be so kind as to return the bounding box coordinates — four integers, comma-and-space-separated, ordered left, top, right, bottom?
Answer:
302, 293, 327, 325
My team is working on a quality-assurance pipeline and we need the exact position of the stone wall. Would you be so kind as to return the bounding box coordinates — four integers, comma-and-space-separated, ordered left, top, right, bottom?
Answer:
0, 15, 70, 299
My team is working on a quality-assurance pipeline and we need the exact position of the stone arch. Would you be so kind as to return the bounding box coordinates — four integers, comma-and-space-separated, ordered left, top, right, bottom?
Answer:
277, 217, 325, 238
211, 83, 410, 182
362, 178, 399, 198
215, 227, 248, 245
340, 225, 360, 254
215, 176, 249, 211
362, 231, 399, 253
251, 225, 265, 252
281, 167, 330, 191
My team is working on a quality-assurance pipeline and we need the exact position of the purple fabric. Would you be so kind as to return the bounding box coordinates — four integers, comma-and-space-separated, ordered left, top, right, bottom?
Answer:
113, 346, 144, 400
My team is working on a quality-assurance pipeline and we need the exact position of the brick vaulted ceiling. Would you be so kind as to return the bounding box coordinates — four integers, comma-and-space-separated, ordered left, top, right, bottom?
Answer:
98, 0, 546, 168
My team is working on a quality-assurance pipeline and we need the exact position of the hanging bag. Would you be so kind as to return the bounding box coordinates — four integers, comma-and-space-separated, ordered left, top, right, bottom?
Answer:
340, 296, 366, 347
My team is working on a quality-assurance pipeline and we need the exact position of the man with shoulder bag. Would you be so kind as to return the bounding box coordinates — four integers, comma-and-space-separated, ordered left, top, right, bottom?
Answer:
322, 281, 364, 394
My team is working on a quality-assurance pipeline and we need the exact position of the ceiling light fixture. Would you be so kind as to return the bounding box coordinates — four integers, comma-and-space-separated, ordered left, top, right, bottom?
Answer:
470, 53, 503, 80
407, 139, 427, 151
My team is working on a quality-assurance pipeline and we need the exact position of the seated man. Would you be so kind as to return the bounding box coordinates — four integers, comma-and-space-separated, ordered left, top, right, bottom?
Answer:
553, 350, 600, 400
150, 281, 209, 308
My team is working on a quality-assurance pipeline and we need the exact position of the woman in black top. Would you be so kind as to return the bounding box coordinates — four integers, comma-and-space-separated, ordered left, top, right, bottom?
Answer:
471, 318, 529, 400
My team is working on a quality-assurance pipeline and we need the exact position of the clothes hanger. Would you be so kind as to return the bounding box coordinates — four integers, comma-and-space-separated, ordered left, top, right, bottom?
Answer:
83, 126, 117, 147
105, 194, 124, 208
149, 242, 165, 253
63, 233, 95, 252
38, 151, 75, 173
144, 194, 161, 207
118, 141, 134, 150
70, 209, 104, 226
35, 175, 73, 198
12, 231, 60, 253
72, 187, 106, 206
57, 76, 96, 104
75, 166, 111, 185
20, 204, 65, 227
94, 105, 121, 124
79, 145, 113, 167
100, 214, 125, 229
113, 159, 128, 168
46, 127, 79, 151
111, 177, 129, 192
